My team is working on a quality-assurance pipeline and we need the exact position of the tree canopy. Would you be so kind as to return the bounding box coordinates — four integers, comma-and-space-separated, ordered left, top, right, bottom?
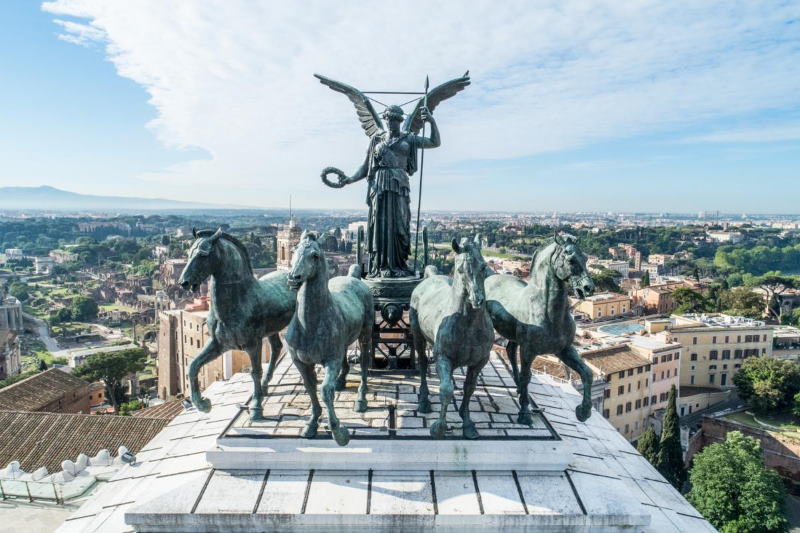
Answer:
655, 385, 686, 489
74, 348, 147, 411
688, 431, 788, 533
636, 426, 659, 465
733, 356, 800, 415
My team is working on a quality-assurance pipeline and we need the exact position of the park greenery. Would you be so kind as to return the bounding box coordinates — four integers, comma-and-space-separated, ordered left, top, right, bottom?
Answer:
74, 347, 148, 412
733, 356, 800, 416
634, 386, 686, 490
688, 431, 788, 533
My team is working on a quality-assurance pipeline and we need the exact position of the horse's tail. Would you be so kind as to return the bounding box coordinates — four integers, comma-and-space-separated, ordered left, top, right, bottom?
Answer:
423, 265, 438, 279
348, 264, 362, 279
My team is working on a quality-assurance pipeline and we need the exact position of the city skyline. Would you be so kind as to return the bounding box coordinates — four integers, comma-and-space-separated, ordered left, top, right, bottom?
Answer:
1, 2, 799, 212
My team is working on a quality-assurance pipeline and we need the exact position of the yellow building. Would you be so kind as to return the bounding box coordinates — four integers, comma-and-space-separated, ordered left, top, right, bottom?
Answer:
582, 345, 652, 441
655, 314, 773, 390
573, 292, 632, 321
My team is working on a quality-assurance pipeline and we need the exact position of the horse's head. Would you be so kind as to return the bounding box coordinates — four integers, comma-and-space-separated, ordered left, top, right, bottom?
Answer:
551, 233, 594, 299
179, 228, 223, 292
288, 231, 324, 291
452, 234, 490, 310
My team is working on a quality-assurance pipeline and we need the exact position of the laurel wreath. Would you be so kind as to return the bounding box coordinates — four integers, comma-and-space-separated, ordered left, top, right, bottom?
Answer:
321, 167, 348, 188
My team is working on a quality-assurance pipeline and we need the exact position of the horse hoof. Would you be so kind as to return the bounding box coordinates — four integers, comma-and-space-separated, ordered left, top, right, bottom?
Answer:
354, 398, 368, 413
331, 425, 350, 446
249, 407, 264, 422
462, 422, 479, 440
194, 397, 211, 413
430, 420, 447, 439
418, 399, 432, 414
575, 404, 592, 422
302, 422, 319, 439
517, 411, 533, 426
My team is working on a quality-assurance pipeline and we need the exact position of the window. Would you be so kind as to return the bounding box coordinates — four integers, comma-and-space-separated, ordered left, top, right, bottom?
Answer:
734, 349, 742, 359
712, 336, 717, 344
667, 369, 671, 378
725, 336, 729, 343
603, 409, 610, 418
635, 399, 641, 409
764, 335, 767, 342
617, 405, 623, 415
624, 424, 630, 434
628, 383, 631, 393
734, 364, 741, 369
604, 389, 611, 399
675, 352, 680, 360
651, 395, 657, 405
722, 350, 730, 360
661, 355, 667, 364
644, 397, 649, 406
709, 364, 717, 370
637, 366, 643, 374
653, 372, 657, 382
618, 371, 625, 379
626, 402, 632, 412
723, 364, 728, 369
690, 375, 695, 385
618, 385, 624, 395
660, 392, 667, 402
709, 374, 715, 384
691, 353, 698, 361
737, 335, 741, 343
709, 350, 718, 360
721, 374, 727, 386
693, 337, 698, 345
627, 369, 634, 377
637, 380, 641, 390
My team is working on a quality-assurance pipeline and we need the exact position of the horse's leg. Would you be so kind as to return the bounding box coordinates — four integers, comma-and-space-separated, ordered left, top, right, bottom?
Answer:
335, 348, 350, 391
507, 341, 519, 386
355, 333, 370, 413
247, 339, 264, 421
560, 345, 594, 422
323, 354, 350, 446
430, 354, 453, 438
459, 359, 487, 440
293, 354, 321, 439
416, 333, 432, 413
188, 337, 221, 413
261, 333, 283, 395
517, 345, 536, 426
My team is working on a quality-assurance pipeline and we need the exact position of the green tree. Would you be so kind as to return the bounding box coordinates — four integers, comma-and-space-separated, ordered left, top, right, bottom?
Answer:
656, 385, 686, 489
7, 281, 29, 302
49, 307, 73, 325
70, 295, 99, 321
636, 426, 659, 465
792, 391, 800, 420
734, 356, 800, 415
672, 287, 709, 314
719, 286, 765, 319
640, 271, 650, 288
688, 431, 788, 533
746, 273, 797, 323
38, 359, 48, 372
118, 399, 144, 416
590, 267, 622, 293
74, 348, 147, 412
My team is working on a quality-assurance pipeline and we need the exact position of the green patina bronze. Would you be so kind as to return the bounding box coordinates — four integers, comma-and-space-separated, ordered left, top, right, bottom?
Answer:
179, 229, 296, 420
410, 235, 494, 439
485, 234, 596, 423
315, 72, 469, 279
285, 231, 374, 446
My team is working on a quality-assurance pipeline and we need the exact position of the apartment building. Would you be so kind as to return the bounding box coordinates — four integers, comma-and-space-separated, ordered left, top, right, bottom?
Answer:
573, 292, 632, 321
582, 345, 653, 441
652, 314, 773, 390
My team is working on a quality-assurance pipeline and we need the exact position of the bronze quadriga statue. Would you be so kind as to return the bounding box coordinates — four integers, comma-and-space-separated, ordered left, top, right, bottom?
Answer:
285, 232, 374, 446
485, 234, 596, 423
410, 235, 494, 439
178, 229, 296, 420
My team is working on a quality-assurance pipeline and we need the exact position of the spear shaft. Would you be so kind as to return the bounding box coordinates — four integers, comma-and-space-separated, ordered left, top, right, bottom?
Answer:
413, 76, 429, 275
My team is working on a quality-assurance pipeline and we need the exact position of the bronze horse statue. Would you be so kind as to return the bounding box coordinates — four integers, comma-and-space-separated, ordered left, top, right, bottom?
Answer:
485, 233, 595, 423
179, 229, 295, 420
285, 232, 373, 446
410, 235, 494, 439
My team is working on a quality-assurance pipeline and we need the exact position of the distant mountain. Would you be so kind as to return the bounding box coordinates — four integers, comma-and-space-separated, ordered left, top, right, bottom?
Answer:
0, 186, 244, 212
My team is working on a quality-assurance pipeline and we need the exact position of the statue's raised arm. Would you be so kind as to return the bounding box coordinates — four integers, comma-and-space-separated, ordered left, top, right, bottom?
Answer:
403, 71, 470, 136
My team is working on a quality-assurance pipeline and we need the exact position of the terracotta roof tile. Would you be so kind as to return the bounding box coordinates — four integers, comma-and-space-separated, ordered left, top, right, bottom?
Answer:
131, 399, 184, 421
0, 368, 89, 411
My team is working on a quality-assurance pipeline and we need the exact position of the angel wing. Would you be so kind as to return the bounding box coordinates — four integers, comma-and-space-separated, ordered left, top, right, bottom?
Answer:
403, 71, 470, 134
314, 74, 384, 137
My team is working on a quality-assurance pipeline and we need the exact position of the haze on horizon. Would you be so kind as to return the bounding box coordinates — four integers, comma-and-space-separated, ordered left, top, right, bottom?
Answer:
1, 2, 799, 213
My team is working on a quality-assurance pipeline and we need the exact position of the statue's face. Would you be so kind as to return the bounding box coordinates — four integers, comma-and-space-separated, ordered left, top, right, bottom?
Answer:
288, 236, 322, 290
387, 117, 402, 130
180, 233, 219, 291
452, 238, 489, 310
553, 237, 595, 299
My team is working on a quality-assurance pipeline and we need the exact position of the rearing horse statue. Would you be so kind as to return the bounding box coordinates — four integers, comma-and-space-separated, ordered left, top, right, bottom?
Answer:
178, 229, 296, 420
485, 233, 596, 423
285, 231, 373, 446
410, 235, 494, 439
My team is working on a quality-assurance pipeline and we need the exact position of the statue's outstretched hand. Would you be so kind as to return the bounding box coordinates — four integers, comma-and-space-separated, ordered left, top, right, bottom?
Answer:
419, 106, 432, 122
321, 167, 348, 188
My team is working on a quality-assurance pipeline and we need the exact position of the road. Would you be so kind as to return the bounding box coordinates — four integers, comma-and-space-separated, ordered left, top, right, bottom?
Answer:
22, 311, 59, 352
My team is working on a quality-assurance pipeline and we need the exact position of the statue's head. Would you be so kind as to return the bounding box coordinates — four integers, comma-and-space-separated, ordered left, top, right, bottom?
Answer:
382, 105, 404, 127
451, 234, 491, 310
552, 233, 594, 299
288, 231, 324, 290
179, 228, 223, 292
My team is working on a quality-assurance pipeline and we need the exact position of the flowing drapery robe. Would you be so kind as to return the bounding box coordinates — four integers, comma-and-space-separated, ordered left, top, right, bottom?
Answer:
361, 132, 418, 278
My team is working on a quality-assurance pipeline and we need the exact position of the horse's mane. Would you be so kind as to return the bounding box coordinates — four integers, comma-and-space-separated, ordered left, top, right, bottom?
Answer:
196, 230, 254, 275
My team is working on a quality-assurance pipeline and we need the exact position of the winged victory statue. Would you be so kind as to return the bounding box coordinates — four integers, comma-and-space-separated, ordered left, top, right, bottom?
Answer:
315, 72, 470, 279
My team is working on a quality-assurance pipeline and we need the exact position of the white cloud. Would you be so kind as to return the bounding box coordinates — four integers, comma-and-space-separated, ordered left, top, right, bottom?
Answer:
41, 0, 800, 208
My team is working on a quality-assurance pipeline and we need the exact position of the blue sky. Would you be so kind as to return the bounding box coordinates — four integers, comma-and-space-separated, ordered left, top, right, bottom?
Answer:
1, 1, 799, 213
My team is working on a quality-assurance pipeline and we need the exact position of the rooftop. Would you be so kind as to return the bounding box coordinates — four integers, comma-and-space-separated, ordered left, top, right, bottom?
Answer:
584, 292, 630, 302
54, 368, 714, 533
673, 313, 767, 329
0, 368, 89, 411
0, 410, 169, 472
581, 345, 651, 375
131, 399, 184, 421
